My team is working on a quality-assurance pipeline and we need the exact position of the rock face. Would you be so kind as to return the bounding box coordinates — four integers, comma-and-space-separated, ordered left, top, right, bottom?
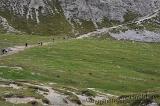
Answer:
110, 30, 160, 42
0, 0, 160, 37
59, 0, 160, 23
0, 0, 54, 23
0, 16, 18, 33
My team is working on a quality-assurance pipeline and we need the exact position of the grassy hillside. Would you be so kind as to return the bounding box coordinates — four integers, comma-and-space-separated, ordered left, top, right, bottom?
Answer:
0, 37, 160, 95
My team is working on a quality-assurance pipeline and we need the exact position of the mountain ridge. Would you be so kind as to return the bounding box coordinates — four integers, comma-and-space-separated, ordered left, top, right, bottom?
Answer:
0, 0, 160, 39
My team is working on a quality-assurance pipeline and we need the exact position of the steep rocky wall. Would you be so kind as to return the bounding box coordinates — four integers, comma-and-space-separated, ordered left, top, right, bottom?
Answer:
0, 0, 72, 35
0, 0, 160, 35
59, 0, 160, 22
0, 16, 18, 33
0, 0, 54, 23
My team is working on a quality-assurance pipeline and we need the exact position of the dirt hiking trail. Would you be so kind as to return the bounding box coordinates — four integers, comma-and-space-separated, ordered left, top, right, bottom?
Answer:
0, 42, 52, 58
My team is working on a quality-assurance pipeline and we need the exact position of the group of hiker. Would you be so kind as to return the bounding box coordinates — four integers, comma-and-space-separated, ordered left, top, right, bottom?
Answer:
1, 36, 67, 55
1, 41, 44, 55
25, 42, 43, 48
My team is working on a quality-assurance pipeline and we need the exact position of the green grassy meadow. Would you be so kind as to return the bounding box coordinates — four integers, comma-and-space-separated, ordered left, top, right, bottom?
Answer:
0, 36, 160, 95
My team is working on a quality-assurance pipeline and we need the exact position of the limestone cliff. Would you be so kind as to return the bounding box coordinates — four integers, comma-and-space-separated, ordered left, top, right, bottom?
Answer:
0, 0, 159, 37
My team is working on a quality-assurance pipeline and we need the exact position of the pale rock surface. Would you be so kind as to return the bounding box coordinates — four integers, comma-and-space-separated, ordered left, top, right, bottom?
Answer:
0, 16, 18, 33
110, 30, 160, 42
59, 0, 160, 23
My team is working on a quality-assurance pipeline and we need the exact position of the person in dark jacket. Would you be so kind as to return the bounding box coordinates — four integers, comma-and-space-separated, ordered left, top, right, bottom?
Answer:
25, 43, 28, 47
38, 42, 43, 46
2, 49, 7, 54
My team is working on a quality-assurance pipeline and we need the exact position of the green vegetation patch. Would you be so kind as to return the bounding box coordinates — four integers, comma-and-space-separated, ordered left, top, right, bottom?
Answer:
72, 19, 96, 34
127, 23, 144, 30
97, 17, 120, 28
143, 22, 160, 32
124, 11, 140, 22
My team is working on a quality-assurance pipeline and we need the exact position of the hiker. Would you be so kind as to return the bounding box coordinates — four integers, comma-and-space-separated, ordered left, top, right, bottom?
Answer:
38, 42, 43, 46
1, 49, 7, 54
53, 38, 54, 42
25, 43, 28, 47
64, 36, 68, 40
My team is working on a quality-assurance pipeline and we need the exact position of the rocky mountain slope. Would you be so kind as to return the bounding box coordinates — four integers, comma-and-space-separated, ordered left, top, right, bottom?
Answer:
0, 0, 160, 40
0, 16, 18, 33
77, 9, 160, 42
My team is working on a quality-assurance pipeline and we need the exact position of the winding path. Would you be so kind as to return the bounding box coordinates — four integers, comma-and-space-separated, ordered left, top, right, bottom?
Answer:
0, 9, 159, 58
0, 42, 52, 58
77, 9, 160, 39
